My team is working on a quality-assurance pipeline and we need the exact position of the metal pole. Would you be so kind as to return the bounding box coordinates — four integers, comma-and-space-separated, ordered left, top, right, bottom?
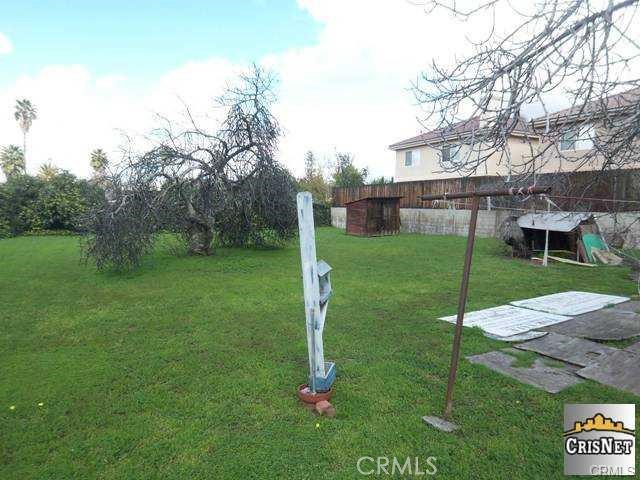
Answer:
542, 197, 550, 267
417, 185, 552, 423
420, 186, 551, 201
443, 196, 480, 419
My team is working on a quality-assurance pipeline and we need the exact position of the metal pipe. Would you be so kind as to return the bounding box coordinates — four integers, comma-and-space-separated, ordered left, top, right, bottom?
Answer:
443, 196, 480, 420
419, 186, 551, 202
542, 197, 551, 267
420, 184, 553, 421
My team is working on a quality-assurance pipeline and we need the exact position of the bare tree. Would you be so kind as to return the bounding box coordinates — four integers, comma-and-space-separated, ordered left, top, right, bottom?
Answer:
82, 66, 297, 270
413, 0, 640, 188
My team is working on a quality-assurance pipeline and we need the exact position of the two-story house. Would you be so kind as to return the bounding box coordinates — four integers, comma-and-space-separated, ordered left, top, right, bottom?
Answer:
389, 87, 639, 182
530, 87, 640, 173
389, 116, 539, 182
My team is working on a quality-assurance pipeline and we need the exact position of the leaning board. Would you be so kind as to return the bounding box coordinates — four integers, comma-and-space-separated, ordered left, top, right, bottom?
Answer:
439, 305, 571, 337
510, 291, 628, 316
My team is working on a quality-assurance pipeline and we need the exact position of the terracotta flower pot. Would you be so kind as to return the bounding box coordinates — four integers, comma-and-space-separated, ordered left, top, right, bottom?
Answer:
297, 384, 334, 404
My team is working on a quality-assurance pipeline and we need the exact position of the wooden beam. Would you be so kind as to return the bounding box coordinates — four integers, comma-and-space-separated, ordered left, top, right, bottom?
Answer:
548, 255, 596, 267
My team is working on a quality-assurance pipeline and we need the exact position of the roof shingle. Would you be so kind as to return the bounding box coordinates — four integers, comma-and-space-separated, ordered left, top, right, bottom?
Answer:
389, 116, 534, 150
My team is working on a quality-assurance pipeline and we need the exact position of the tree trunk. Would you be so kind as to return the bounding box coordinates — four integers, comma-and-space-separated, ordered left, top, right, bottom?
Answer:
23, 132, 27, 171
186, 219, 213, 255
184, 198, 213, 255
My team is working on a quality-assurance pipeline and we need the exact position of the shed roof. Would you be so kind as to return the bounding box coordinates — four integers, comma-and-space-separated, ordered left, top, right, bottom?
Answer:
517, 212, 593, 232
344, 196, 403, 205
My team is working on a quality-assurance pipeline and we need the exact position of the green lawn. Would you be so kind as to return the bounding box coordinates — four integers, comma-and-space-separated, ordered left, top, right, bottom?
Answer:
0, 229, 638, 479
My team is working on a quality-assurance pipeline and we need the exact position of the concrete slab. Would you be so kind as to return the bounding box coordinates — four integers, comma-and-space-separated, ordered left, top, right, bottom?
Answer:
514, 332, 619, 367
511, 291, 628, 316
542, 309, 640, 341
466, 351, 583, 393
576, 350, 640, 396
422, 416, 458, 432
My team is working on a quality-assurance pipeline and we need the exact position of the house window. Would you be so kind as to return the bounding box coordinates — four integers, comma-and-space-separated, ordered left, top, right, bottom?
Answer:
576, 124, 595, 150
560, 130, 577, 151
404, 150, 420, 166
441, 144, 462, 163
560, 124, 594, 151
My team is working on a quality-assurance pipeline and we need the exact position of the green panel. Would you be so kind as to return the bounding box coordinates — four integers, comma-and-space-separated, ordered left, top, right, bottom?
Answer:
582, 233, 607, 263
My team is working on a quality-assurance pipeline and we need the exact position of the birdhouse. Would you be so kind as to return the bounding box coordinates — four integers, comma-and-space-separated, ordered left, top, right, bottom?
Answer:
317, 260, 332, 306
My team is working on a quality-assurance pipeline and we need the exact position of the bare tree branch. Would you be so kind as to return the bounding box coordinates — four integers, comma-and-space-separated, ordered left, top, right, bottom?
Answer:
82, 66, 297, 270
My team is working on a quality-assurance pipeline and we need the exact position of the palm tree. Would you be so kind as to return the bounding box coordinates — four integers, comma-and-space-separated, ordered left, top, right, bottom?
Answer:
38, 161, 59, 181
0, 145, 26, 180
14, 99, 37, 166
90, 149, 109, 174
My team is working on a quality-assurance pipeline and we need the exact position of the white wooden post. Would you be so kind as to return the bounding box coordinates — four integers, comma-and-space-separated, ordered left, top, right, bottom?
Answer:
297, 192, 325, 393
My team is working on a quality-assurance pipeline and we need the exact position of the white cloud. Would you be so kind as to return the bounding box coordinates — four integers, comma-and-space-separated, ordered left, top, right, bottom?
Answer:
8, 1, 623, 181
0, 65, 135, 178
1, 1, 475, 180
146, 58, 241, 125
0, 33, 12, 55
269, 0, 471, 177
0, 61, 245, 179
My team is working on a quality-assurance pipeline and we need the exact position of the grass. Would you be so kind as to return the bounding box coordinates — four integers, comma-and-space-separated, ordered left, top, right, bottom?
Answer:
0, 228, 638, 479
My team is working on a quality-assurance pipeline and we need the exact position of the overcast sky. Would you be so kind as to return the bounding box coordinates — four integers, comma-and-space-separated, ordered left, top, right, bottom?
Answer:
0, 0, 586, 180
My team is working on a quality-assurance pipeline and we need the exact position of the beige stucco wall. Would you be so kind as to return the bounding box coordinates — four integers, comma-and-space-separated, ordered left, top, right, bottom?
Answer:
534, 121, 640, 173
331, 206, 640, 247
395, 116, 640, 182
529, 119, 640, 173
394, 136, 540, 182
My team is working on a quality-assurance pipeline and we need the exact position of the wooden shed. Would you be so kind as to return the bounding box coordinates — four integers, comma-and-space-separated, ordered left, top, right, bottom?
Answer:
517, 212, 615, 264
345, 196, 402, 236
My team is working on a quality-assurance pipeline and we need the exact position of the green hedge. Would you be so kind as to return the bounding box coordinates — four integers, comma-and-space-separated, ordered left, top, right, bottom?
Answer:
0, 173, 101, 238
313, 202, 331, 227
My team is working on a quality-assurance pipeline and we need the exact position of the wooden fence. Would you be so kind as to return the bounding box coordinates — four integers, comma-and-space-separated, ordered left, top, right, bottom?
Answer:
332, 169, 640, 212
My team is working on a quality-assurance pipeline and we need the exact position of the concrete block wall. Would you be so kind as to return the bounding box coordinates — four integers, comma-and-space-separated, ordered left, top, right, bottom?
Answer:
595, 212, 640, 248
331, 207, 346, 229
399, 208, 512, 238
331, 207, 509, 238
331, 206, 640, 246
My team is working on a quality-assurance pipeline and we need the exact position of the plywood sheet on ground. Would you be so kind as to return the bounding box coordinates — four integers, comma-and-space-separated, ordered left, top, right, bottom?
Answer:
576, 350, 640, 395
514, 332, 619, 367
510, 291, 628, 316
625, 341, 640, 353
542, 309, 640, 341
439, 305, 570, 337
466, 351, 582, 393
612, 300, 640, 313
484, 331, 548, 342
